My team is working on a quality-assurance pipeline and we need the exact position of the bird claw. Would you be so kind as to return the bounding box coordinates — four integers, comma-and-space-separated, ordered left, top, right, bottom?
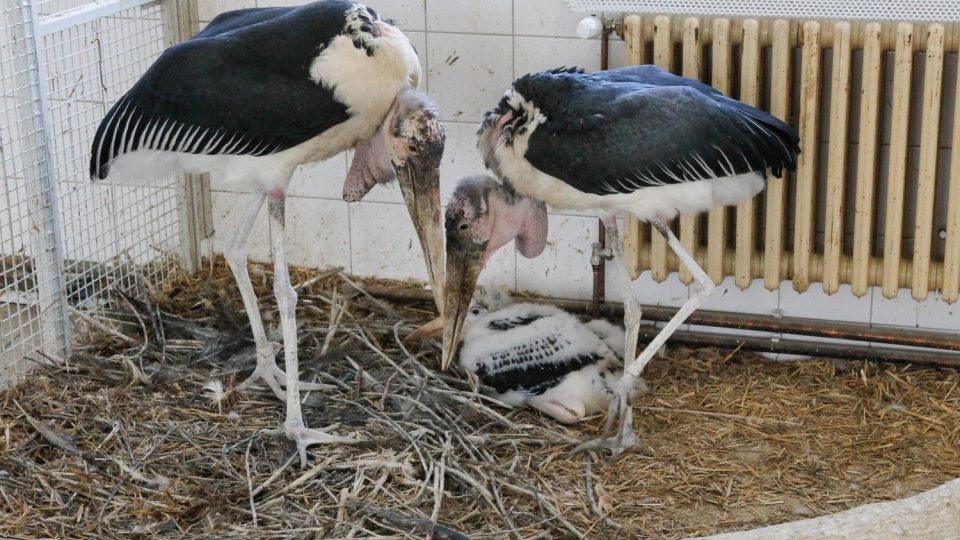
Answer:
268, 422, 362, 467
568, 428, 653, 461
566, 392, 653, 461
234, 358, 331, 401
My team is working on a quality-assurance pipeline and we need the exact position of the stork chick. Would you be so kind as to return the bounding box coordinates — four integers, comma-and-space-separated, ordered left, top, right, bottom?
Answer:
459, 286, 647, 424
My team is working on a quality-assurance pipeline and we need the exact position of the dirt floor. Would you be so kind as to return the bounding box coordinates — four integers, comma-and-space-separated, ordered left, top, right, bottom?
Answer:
1, 260, 958, 539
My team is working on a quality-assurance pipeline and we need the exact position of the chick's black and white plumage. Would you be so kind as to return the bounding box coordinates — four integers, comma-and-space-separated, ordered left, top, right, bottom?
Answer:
459, 287, 646, 424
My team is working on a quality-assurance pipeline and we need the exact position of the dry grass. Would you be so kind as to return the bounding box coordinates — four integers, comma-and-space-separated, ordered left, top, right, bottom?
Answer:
1, 259, 958, 539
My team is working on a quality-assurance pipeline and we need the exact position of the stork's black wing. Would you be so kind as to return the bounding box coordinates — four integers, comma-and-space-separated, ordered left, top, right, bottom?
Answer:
90, 0, 356, 179
517, 67, 799, 196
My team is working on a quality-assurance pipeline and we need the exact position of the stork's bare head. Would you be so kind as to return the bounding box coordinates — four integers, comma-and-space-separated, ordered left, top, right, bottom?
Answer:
411, 175, 548, 369
386, 90, 445, 314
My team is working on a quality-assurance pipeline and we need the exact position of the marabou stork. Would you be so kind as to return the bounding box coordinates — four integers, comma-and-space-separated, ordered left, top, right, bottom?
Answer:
459, 283, 647, 424
438, 65, 800, 457
89, 0, 445, 465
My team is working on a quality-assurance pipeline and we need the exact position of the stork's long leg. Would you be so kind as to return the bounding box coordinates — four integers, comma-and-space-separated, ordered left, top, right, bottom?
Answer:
572, 218, 715, 459
266, 194, 357, 466
601, 216, 642, 364
230, 191, 328, 399
226, 191, 286, 401
626, 219, 715, 378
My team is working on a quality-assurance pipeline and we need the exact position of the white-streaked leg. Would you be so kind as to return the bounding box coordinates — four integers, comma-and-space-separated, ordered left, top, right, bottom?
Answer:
570, 216, 647, 458
573, 218, 714, 459
602, 216, 642, 365
625, 219, 715, 379
229, 192, 328, 399
266, 194, 357, 466
581, 219, 714, 458
226, 191, 286, 401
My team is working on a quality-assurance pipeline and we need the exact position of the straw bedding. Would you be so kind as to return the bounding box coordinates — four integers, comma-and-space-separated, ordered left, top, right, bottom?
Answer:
1, 259, 958, 539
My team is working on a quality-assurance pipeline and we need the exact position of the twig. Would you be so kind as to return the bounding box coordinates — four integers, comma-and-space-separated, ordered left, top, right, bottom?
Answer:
293, 266, 343, 291
16, 402, 84, 456
68, 306, 137, 344
350, 502, 470, 540
584, 454, 621, 529
337, 272, 400, 319
245, 437, 258, 527
251, 453, 298, 497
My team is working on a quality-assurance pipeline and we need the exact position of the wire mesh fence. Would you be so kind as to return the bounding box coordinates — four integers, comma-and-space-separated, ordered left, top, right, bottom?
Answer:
1, 0, 185, 386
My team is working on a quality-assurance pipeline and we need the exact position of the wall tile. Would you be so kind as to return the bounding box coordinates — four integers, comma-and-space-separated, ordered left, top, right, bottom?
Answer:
779, 282, 872, 323
210, 190, 272, 263
915, 292, 960, 332
514, 35, 601, 76
516, 214, 595, 300
606, 269, 691, 309
871, 288, 919, 327
286, 154, 348, 200
284, 197, 351, 270
427, 0, 512, 35
514, 0, 588, 38
349, 201, 429, 281
701, 276, 780, 316
427, 33, 513, 123
438, 121, 488, 202
199, 0, 255, 23
369, 0, 426, 32
211, 195, 349, 270
477, 243, 517, 292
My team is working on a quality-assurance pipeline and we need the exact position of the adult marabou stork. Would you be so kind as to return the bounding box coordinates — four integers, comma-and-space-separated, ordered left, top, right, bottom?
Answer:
439, 65, 799, 457
89, 0, 444, 464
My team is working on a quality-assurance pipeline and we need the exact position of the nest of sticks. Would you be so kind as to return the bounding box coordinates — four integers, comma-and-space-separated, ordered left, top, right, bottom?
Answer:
1, 258, 959, 539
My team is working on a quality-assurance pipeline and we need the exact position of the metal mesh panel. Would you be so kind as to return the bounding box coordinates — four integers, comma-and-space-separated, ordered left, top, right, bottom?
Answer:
45, 5, 180, 309
0, 0, 183, 386
1, 0, 58, 382
564, 0, 960, 22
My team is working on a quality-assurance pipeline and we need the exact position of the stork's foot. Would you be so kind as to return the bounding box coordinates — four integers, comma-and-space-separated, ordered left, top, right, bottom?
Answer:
568, 381, 653, 460
234, 348, 331, 401
269, 420, 361, 467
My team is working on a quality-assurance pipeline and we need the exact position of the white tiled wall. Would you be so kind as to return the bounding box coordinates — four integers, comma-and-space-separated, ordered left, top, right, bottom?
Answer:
198, 0, 959, 335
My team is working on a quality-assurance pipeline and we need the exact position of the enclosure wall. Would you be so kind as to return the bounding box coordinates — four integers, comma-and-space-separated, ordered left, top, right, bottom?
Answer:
203, 0, 958, 342
0, 0, 190, 385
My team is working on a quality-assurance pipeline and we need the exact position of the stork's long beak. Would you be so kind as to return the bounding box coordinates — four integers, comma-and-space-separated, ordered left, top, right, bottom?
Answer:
389, 91, 445, 314
440, 231, 485, 370
396, 161, 443, 313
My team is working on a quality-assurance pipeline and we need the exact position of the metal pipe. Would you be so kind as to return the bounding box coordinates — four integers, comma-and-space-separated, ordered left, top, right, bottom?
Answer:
362, 284, 960, 358
637, 328, 960, 369
590, 21, 613, 317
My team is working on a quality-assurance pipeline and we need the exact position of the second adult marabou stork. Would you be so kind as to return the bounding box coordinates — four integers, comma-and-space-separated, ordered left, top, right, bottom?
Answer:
439, 65, 800, 457
89, 0, 445, 465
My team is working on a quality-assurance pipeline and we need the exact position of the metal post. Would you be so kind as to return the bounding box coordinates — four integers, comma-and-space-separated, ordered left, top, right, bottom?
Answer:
6, 0, 72, 357
162, 0, 212, 274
